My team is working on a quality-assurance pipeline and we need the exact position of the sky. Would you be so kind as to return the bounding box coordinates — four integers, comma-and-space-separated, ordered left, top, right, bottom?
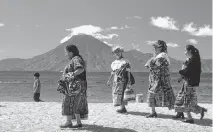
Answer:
0, 0, 212, 60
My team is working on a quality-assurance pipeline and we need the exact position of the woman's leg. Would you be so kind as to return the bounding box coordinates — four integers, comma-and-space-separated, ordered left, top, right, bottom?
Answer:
172, 112, 185, 119
152, 106, 156, 114
146, 106, 157, 118
75, 114, 82, 125
182, 112, 194, 124
186, 112, 192, 119
60, 115, 73, 128
60, 95, 73, 128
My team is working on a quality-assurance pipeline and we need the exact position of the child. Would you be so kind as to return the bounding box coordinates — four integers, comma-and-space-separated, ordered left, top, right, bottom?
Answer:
33, 72, 41, 102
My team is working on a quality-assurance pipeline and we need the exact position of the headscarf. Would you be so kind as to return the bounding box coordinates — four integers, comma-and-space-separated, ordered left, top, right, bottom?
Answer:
112, 46, 124, 54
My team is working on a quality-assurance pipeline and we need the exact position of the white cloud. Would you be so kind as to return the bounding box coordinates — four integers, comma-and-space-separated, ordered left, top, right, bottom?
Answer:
95, 33, 118, 40
109, 26, 119, 30
151, 16, 179, 30
195, 25, 212, 36
106, 25, 134, 31
0, 23, 4, 27
61, 25, 118, 43
187, 39, 198, 44
132, 43, 141, 51
65, 25, 103, 35
182, 22, 212, 37
126, 16, 142, 19
125, 25, 130, 28
167, 42, 180, 48
146, 40, 179, 48
146, 40, 156, 45
106, 26, 123, 31
103, 41, 113, 47
182, 22, 197, 33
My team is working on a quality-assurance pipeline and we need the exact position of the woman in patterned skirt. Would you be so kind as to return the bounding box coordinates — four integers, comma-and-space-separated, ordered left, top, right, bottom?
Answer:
173, 45, 207, 124
59, 45, 88, 128
107, 46, 131, 113
145, 40, 175, 118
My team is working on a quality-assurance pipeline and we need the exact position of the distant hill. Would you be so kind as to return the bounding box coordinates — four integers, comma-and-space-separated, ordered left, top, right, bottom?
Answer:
0, 34, 211, 72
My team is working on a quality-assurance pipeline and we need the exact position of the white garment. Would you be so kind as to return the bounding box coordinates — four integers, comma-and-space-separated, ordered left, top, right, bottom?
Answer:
111, 59, 130, 72
155, 52, 171, 65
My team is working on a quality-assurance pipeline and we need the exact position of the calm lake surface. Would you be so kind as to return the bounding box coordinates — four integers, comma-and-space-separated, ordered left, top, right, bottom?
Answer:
0, 71, 212, 104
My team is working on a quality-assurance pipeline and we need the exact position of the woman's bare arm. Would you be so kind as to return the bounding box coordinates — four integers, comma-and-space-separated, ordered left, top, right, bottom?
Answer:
107, 72, 114, 86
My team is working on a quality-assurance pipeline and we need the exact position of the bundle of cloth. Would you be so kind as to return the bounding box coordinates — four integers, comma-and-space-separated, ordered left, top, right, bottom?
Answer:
57, 77, 79, 96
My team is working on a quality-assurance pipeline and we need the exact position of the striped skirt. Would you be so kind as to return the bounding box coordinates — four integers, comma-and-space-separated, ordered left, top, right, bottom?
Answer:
174, 82, 202, 114
112, 81, 128, 107
147, 88, 175, 109
62, 80, 88, 120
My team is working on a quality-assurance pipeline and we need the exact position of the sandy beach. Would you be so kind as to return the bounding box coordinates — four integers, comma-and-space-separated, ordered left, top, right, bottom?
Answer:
0, 102, 212, 132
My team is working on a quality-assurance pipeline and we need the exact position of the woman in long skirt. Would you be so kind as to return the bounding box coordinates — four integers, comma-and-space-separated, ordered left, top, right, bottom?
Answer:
59, 45, 88, 128
173, 45, 207, 124
145, 40, 175, 118
107, 46, 131, 113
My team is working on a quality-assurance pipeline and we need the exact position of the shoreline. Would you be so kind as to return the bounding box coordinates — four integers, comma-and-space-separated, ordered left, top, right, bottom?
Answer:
0, 102, 212, 132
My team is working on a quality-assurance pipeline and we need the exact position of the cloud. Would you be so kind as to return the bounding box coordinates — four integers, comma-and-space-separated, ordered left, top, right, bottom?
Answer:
146, 40, 156, 45
95, 33, 118, 40
103, 41, 113, 47
182, 22, 212, 37
65, 25, 103, 35
125, 25, 131, 28
61, 25, 119, 43
146, 40, 179, 48
109, 26, 119, 30
167, 42, 180, 48
126, 16, 142, 19
182, 22, 197, 33
132, 43, 141, 51
151, 16, 179, 30
195, 25, 212, 36
0, 23, 4, 27
106, 25, 134, 31
106, 26, 124, 31
0, 50, 4, 53
187, 39, 198, 44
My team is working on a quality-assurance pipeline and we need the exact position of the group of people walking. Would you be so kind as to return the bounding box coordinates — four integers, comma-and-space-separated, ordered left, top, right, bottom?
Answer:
57, 40, 207, 128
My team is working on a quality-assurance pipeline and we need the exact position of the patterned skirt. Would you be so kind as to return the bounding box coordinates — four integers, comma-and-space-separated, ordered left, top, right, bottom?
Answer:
147, 88, 175, 109
62, 80, 88, 120
112, 81, 128, 107
174, 82, 202, 113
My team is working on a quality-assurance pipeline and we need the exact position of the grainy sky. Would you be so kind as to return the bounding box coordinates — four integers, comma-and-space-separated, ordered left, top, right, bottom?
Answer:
0, 0, 212, 60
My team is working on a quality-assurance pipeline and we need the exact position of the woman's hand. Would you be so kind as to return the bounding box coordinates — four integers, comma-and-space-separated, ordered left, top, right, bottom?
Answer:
107, 80, 111, 86
182, 65, 186, 70
145, 58, 153, 68
64, 72, 75, 80
126, 84, 132, 89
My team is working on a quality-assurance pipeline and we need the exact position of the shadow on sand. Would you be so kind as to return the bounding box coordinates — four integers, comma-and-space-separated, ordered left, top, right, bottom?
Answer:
62, 124, 137, 132
127, 111, 212, 127
0, 105, 6, 107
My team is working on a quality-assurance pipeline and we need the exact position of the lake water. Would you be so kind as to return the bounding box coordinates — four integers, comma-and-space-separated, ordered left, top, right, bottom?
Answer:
0, 71, 212, 104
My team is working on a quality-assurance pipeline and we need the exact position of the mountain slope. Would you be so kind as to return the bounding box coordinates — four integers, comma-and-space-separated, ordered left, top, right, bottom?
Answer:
0, 34, 211, 72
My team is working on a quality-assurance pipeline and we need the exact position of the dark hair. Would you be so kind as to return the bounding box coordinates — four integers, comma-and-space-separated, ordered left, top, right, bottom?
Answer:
66, 45, 80, 56
186, 45, 201, 72
65, 44, 85, 64
155, 40, 168, 53
34, 72, 40, 78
